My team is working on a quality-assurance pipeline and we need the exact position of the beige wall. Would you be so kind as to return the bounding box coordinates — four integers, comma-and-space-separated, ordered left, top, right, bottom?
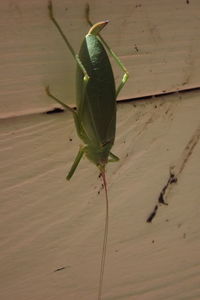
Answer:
0, 0, 200, 118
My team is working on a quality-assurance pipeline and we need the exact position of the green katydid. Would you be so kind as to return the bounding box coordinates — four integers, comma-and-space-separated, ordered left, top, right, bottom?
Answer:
46, 2, 128, 299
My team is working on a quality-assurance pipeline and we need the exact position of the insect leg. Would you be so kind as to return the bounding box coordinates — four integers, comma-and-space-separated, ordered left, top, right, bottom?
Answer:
46, 86, 91, 147
85, 4, 129, 97
108, 152, 119, 162
46, 86, 75, 113
46, 85, 90, 180
99, 38, 129, 97
66, 146, 86, 180
85, 4, 93, 27
48, 1, 90, 84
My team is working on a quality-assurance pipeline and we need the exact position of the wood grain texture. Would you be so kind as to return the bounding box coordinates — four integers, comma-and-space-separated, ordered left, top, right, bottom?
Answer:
0, 0, 200, 118
0, 90, 200, 299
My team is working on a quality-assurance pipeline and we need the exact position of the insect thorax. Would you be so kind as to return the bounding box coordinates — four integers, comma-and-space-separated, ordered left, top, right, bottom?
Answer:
84, 142, 112, 168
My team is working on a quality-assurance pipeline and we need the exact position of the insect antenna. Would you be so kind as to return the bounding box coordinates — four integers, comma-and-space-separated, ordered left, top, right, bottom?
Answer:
98, 169, 109, 300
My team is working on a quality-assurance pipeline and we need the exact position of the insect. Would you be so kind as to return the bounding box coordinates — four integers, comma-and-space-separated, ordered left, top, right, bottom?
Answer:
46, 2, 128, 299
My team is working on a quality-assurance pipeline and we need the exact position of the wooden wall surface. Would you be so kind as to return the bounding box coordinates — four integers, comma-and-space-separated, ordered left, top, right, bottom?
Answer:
0, 0, 200, 118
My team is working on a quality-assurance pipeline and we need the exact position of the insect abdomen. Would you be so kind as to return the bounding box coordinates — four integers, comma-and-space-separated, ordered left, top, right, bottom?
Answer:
76, 35, 116, 146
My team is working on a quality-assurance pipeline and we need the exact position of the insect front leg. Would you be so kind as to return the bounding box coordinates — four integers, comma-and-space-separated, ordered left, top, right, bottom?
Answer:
46, 85, 89, 180
108, 152, 119, 162
67, 146, 86, 180
46, 84, 90, 176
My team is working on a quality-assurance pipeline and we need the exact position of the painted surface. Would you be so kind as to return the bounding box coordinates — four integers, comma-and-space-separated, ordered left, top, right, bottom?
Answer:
0, 0, 200, 117
0, 90, 200, 299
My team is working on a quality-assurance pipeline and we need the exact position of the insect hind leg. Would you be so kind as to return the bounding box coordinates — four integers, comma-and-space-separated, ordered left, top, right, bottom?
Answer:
85, 3, 93, 27
85, 3, 129, 97
48, 1, 90, 83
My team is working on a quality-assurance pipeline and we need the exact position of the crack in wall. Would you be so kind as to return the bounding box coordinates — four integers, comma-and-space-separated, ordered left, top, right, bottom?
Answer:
147, 123, 200, 222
